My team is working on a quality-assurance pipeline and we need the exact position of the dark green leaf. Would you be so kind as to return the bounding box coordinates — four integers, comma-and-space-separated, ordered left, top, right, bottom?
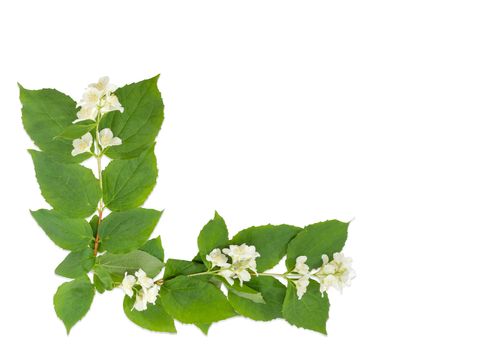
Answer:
197, 211, 229, 268
102, 145, 158, 211
54, 120, 96, 140
228, 276, 286, 321
282, 281, 329, 334
123, 296, 176, 333
100, 76, 164, 159
55, 248, 94, 278
20, 85, 89, 163
99, 208, 163, 253
29, 150, 101, 218
163, 259, 207, 280
31, 209, 93, 250
160, 276, 235, 324
139, 237, 164, 261
97, 250, 164, 279
286, 220, 349, 270
230, 224, 301, 272
224, 280, 265, 304
53, 276, 94, 334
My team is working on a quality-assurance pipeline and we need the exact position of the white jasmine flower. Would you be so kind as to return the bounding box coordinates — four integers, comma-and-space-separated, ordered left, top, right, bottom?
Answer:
223, 244, 260, 263
294, 256, 310, 275
218, 269, 235, 285
206, 248, 230, 268
75, 105, 98, 122
294, 275, 311, 300
78, 87, 103, 108
100, 94, 124, 114
121, 273, 136, 297
133, 289, 148, 311
135, 269, 154, 289
144, 285, 159, 305
71, 133, 93, 156
234, 267, 251, 285
98, 128, 122, 149
89, 76, 116, 95
318, 253, 355, 295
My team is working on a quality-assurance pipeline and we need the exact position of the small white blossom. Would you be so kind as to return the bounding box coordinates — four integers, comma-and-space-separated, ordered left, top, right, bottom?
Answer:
76, 105, 98, 122
75, 77, 123, 123
206, 248, 230, 268
135, 269, 154, 289
218, 269, 235, 285
100, 94, 124, 114
133, 289, 148, 311
294, 256, 310, 275
294, 275, 311, 300
71, 132, 93, 156
121, 273, 136, 297
89, 76, 116, 95
223, 244, 260, 263
317, 253, 355, 295
98, 128, 122, 149
144, 285, 159, 305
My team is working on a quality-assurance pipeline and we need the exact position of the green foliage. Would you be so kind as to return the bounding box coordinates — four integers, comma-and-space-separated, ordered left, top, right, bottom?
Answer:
93, 265, 114, 291
100, 76, 164, 159
99, 208, 163, 253
230, 224, 301, 272
223, 280, 265, 304
31, 209, 93, 250
286, 220, 349, 270
163, 259, 207, 280
140, 236, 164, 261
282, 282, 329, 334
55, 120, 96, 140
228, 276, 286, 321
97, 250, 164, 280
197, 211, 229, 267
123, 296, 176, 333
29, 151, 101, 218
55, 248, 95, 278
53, 276, 95, 334
160, 276, 236, 324
102, 145, 158, 211
19, 85, 89, 163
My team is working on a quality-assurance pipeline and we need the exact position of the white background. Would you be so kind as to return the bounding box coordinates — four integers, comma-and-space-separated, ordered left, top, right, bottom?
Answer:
0, 0, 491, 348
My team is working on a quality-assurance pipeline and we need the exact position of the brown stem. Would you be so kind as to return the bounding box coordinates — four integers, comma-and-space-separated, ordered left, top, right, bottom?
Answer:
93, 207, 103, 256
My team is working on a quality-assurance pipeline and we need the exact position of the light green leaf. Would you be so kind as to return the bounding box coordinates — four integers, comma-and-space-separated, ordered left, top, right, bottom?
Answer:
123, 296, 176, 333
224, 280, 265, 304
99, 208, 163, 253
55, 248, 95, 278
53, 276, 94, 334
93, 265, 113, 291
197, 211, 229, 268
195, 323, 211, 335
160, 276, 235, 324
228, 276, 286, 321
29, 150, 101, 218
282, 281, 329, 334
31, 209, 93, 250
54, 120, 96, 140
97, 250, 164, 279
102, 145, 158, 211
230, 224, 301, 272
286, 220, 349, 270
19, 85, 89, 163
163, 259, 207, 280
100, 76, 164, 159
139, 236, 164, 262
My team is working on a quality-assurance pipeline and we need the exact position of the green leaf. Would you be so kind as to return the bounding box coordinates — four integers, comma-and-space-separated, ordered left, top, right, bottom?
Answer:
55, 248, 95, 278
139, 236, 164, 261
285, 220, 349, 270
230, 224, 301, 272
163, 259, 207, 280
31, 209, 93, 250
197, 211, 229, 267
97, 250, 164, 279
89, 215, 99, 236
93, 265, 113, 291
19, 85, 89, 163
29, 150, 101, 218
195, 323, 211, 335
54, 120, 96, 140
102, 145, 158, 211
123, 296, 176, 333
228, 276, 286, 321
224, 280, 265, 304
99, 208, 163, 253
100, 76, 164, 159
53, 276, 95, 334
160, 276, 235, 324
282, 281, 329, 334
